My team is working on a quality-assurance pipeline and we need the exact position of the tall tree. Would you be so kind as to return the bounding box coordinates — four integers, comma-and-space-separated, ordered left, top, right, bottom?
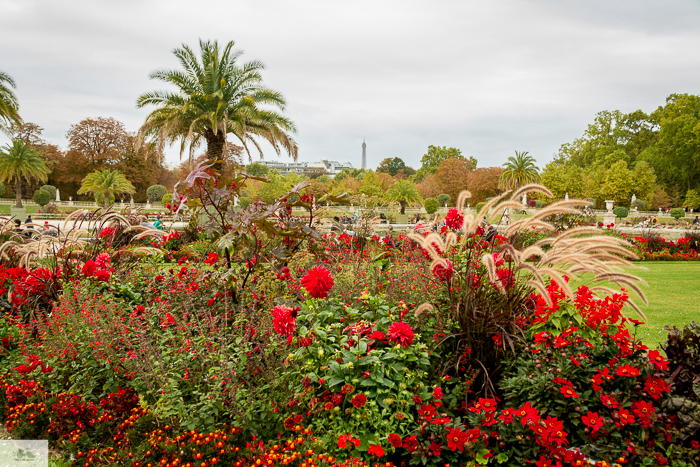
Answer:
0, 140, 51, 208
66, 117, 129, 166
414, 146, 475, 182
540, 162, 585, 201
498, 151, 540, 190
78, 169, 136, 209
0, 70, 21, 133
434, 157, 475, 203
137, 39, 297, 166
377, 157, 412, 177
466, 167, 503, 203
385, 179, 422, 214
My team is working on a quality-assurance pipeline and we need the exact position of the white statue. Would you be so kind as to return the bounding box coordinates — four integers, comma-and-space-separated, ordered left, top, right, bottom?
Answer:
565, 192, 569, 201
522, 193, 527, 206
130, 196, 134, 208
55, 188, 60, 202
631, 194, 637, 204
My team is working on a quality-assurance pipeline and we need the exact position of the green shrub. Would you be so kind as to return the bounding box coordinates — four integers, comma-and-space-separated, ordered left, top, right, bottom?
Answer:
475, 202, 486, 213
535, 199, 543, 209
613, 206, 629, 219
32, 189, 50, 206
147, 185, 168, 203
424, 197, 438, 214
0, 182, 5, 197
40, 185, 57, 200
238, 197, 251, 209
586, 198, 596, 209
437, 193, 451, 207
670, 208, 685, 220
631, 199, 646, 211
162, 193, 173, 206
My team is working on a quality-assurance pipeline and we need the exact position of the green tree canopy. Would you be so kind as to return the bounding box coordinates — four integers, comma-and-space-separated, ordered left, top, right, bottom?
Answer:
78, 169, 136, 209
377, 157, 411, 177
245, 162, 270, 177
137, 40, 297, 166
385, 179, 422, 214
437, 193, 451, 207
414, 146, 476, 182
540, 163, 585, 200
33, 189, 50, 207
40, 184, 57, 200
0, 140, 51, 207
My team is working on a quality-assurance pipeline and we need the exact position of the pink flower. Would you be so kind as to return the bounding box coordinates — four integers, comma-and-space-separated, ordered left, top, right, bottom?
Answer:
388, 321, 414, 347
301, 266, 334, 299
271, 305, 297, 338
95, 253, 112, 269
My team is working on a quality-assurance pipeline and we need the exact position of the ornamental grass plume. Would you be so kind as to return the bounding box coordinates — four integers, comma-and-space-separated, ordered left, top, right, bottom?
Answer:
301, 266, 334, 299
408, 184, 647, 397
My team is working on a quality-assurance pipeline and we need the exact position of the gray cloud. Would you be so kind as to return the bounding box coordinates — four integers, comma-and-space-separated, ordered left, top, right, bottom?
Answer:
1, 0, 699, 170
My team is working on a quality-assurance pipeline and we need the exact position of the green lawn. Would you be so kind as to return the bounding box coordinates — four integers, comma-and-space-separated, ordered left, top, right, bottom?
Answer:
569, 262, 700, 349
618, 262, 700, 349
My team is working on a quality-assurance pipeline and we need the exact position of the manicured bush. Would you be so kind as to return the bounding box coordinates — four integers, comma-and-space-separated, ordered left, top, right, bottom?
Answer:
437, 193, 451, 207
475, 201, 486, 212
147, 184, 168, 203
32, 189, 50, 206
161, 193, 173, 206
670, 208, 686, 220
40, 185, 56, 200
424, 197, 439, 214
535, 199, 543, 208
632, 199, 646, 211
613, 206, 629, 219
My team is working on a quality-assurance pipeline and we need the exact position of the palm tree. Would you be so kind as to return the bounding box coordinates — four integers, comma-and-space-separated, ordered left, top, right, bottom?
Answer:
78, 169, 135, 209
0, 70, 22, 133
0, 140, 50, 208
385, 179, 423, 214
136, 40, 297, 167
498, 151, 540, 190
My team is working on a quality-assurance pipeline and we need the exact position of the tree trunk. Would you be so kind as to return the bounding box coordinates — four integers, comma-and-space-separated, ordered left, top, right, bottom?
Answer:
205, 130, 227, 171
400, 202, 406, 215
104, 191, 110, 210
15, 177, 22, 208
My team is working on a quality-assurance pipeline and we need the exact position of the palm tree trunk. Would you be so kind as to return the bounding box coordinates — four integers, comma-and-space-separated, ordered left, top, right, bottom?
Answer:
15, 177, 22, 208
104, 192, 110, 209
206, 130, 227, 171
400, 202, 406, 215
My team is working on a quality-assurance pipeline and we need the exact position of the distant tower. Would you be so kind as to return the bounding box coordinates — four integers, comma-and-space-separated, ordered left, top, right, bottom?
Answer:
362, 139, 367, 169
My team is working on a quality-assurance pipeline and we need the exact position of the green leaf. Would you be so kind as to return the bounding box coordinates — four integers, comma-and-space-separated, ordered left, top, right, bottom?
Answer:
328, 377, 345, 388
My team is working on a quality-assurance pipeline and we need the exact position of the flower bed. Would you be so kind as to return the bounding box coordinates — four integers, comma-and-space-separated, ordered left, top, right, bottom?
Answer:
0, 170, 698, 466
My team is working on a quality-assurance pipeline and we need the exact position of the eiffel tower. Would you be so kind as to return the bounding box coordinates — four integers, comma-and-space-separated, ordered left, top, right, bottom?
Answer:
362, 139, 366, 169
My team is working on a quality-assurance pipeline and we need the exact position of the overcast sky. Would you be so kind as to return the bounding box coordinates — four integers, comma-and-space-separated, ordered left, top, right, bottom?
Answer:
2, 0, 700, 170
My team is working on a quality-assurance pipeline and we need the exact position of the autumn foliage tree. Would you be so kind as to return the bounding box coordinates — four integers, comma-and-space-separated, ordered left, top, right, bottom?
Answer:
466, 167, 503, 203
434, 157, 475, 203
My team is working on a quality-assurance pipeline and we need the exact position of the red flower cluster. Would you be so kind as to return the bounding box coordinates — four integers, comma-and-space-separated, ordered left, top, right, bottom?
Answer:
301, 266, 334, 299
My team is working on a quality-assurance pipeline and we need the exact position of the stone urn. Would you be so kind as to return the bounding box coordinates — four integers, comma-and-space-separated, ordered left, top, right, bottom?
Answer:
604, 200, 616, 226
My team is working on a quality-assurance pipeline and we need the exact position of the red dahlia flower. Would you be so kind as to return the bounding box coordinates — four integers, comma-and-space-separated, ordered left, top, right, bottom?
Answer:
82, 260, 97, 277
368, 444, 384, 457
351, 393, 367, 408
95, 269, 110, 282
388, 433, 402, 448
301, 266, 334, 299
444, 208, 464, 230
446, 427, 469, 452
271, 305, 297, 338
388, 321, 415, 347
